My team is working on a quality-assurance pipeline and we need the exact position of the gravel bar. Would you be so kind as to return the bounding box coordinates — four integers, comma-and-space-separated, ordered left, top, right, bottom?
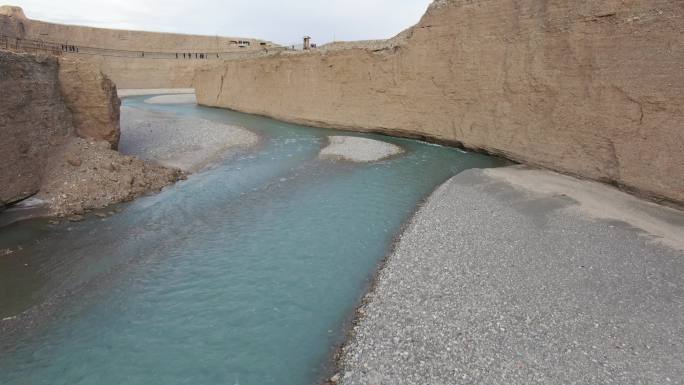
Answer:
338, 168, 684, 385
319, 136, 403, 163
119, 105, 258, 172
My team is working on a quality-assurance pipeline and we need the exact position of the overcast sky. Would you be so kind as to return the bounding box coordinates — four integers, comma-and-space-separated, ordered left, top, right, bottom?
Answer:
12, 0, 432, 45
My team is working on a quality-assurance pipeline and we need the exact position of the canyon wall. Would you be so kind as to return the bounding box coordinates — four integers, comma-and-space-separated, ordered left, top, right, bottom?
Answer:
77, 55, 205, 89
196, 0, 684, 205
0, 5, 275, 88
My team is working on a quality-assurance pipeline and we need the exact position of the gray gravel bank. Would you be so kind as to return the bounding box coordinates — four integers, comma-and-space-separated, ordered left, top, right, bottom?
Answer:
119, 105, 258, 172
338, 168, 684, 385
319, 136, 404, 163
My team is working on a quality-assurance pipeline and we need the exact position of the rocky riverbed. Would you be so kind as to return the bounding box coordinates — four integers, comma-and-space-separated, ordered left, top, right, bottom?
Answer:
337, 167, 684, 385
36, 137, 185, 217
119, 103, 259, 172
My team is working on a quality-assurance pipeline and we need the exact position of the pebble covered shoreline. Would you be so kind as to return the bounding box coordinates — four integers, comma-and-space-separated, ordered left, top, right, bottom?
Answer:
337, 169, 684, 385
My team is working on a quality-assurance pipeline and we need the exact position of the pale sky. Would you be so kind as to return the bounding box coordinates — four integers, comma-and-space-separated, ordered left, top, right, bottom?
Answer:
11, 0, 433, 45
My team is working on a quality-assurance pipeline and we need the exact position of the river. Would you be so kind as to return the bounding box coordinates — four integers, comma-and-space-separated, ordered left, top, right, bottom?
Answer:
0, 96, 505, 385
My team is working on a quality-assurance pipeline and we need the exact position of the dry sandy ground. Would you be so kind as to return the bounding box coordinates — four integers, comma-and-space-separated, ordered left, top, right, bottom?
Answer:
338, 166, 684, 385
120, 105, 258, 172
319, 136, 403, 162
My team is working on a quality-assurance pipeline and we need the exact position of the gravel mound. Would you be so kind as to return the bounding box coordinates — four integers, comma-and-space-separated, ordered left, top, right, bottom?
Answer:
37, 137, 184, 216
319, 136, 403, 163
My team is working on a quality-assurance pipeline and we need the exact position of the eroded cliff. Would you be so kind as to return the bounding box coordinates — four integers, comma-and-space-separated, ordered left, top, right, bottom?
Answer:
0, 49, 183, 216
196, 0, 684, 205
59, 58, 121, 148
0, 51, 72, 205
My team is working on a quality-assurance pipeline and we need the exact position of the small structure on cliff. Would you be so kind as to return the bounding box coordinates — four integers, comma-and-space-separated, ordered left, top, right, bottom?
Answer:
0, 4, 25, 20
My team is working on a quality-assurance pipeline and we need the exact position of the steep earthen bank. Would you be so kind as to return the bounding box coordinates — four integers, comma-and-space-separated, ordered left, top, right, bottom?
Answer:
0, 5, 276, 88
0, 49, 183, 216
60, 53, 218, 89
59, 58, 121, 148
195, 0, 684, 205
0, 51, 72, 205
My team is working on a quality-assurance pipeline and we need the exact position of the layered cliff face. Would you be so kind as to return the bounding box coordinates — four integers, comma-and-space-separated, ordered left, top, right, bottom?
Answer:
1, 11, 267, 52
196, 0, 684, 205
0, 51, 72, 205
0, 49, 183, 215
0, 5, 276, 89
81, 55, 206, 89
59, 58, 121, 148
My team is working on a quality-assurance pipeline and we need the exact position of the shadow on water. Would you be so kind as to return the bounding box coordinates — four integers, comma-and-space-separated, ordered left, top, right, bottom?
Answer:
0, 96, 506, 385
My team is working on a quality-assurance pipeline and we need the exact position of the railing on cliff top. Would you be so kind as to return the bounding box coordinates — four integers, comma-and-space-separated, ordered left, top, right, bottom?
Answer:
0, 34, 294, 59
1, 34, 63, 55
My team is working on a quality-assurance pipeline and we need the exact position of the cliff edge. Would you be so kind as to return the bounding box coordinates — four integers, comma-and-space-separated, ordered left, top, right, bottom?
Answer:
0, 5, 277, 88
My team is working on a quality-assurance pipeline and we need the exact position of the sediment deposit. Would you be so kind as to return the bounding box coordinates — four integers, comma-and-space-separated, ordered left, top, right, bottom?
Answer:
195, 0, 684, 205
38, 137, 183, 216
319, 136, 403, 163
338, 167, 684, 384
120, 104, 259, 172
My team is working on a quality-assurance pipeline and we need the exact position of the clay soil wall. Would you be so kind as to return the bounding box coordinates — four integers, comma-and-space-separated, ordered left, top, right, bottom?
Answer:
195, 0, 684, 204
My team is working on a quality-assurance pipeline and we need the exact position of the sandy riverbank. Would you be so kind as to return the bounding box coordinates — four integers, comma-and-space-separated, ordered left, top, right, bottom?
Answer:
119, 104, 259, 172
319, 136, 403, 163
337, 166, 684, 384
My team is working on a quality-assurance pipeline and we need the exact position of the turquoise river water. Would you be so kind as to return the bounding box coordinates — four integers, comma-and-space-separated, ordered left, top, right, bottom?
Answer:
0, 97, 505, 385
